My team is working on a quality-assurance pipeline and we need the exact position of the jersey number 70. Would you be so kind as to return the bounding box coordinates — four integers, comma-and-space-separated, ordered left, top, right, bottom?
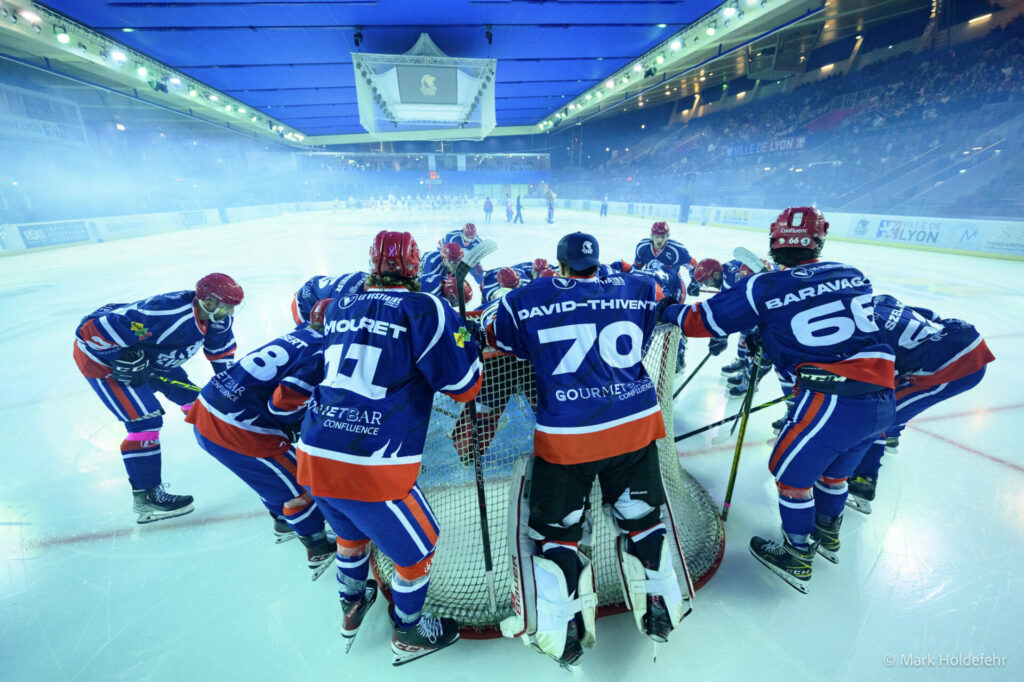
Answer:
537, 321, 644, 374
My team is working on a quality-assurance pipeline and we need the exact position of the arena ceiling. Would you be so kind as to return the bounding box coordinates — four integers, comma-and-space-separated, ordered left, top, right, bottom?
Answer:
0, 0, 932, 145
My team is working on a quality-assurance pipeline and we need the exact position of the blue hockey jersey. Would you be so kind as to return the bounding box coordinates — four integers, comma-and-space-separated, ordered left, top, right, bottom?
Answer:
479, 267, 519, 304
420, 249, 446, 280
292, 272, 368, 325
872, 294, 994, 390
720, 259, 747, 291
441, 229, 482, 253
634, 238, 692, 275
665, 261, 895, 388
491, 274, 666, 465
296, 287, 482, 502
186, 327, 324, 457
75, 290, 237, 378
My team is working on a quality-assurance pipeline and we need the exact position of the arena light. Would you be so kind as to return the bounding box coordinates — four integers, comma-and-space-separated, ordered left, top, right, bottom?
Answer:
606, 79, 615, 89
136, 64, 148, 78
671, 40, 681, 51
657, 23, 667, 28
633, 63, 642, 72
169, 77, 181, 86
706, 24, 717, 36
656, 54, 665, 64
110, 50, 127, 63
968, 13, 992, 24
723, 7, 737, 18
19, 9, 41, 24
55, 26, 70, 43
821, 63, 834, 71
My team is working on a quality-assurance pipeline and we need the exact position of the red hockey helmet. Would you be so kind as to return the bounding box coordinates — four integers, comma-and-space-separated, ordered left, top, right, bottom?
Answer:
769, 207, 829, 250
693, 258, 723, 285
370, 230, 420, 278
538, 268, 557, 278
309, 298, 331, 331
737, 264, 754, 279
532, 258, 548, 274
442, 275, 474, 303
195, 273, 244, 306
440, 242, 465, 262
651, 221, 670, 236
496, 267, 521, 290
463, 222, 477, 239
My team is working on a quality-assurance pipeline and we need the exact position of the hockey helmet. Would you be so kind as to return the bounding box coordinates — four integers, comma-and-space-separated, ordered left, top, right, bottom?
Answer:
442, 275, 474, 303
769, 207, 829, 251
440, 242, 465, 262
496, 267, 521, 290
370, 230, 420, 278
693, 258, 723, 285
309, 298, 331, 331
195, 273, 244, 306
532, 258, 549, 274
463, 222, 477, 239
651, 221, 670, 236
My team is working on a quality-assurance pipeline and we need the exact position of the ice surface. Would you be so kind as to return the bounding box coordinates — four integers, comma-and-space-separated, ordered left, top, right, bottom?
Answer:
1, 207, 1021, 681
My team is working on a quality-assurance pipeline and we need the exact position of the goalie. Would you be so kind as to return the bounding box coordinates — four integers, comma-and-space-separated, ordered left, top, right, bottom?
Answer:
485, 232, 691, 668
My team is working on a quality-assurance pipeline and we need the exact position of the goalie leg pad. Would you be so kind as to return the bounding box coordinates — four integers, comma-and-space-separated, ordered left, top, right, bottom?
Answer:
529, 555, 598, 660
616, 537, 688, 640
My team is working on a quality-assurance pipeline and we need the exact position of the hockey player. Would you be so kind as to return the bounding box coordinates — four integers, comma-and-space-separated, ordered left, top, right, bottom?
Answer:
420, 242, 463, 292
296, 230, 482, 665
479, 266, 522, 304
73, 273, 243, 523
489, 232, 688, 667
186, 299, 335, 579
845, 295, 994, 513
291, 272, 368, 326
634, 222, 692, 279
660, 207, 896, 593
441, 223, 484, 282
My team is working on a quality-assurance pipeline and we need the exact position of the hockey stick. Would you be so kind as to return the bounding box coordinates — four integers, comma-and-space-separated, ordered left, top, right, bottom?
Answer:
722, 349, 763, 521
673, 350, 712, 400
673, 391, 795, 442
733, 246, 768, 274
152, 374, 202, 392
729, 354, 765, 436
454, 238, 499, 613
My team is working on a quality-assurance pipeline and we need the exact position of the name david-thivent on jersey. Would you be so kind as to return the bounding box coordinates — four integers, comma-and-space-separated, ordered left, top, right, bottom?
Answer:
517, 298, 656, 320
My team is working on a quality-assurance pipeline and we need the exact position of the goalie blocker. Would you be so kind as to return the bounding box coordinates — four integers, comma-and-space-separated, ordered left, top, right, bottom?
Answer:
500, 452, 693, 662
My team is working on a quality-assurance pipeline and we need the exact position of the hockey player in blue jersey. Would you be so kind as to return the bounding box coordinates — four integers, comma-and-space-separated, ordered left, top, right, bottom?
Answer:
291, 271, 368, 326
441, 222, 484, 281
479, 266, 523, 304
187, 298, 335, 579
634, 221, 693, 279
845, 295, 995, 513
661, 207, 896, 593
489, 232, 688, 667
296, 230, 482, 665
74, 273, 243, 523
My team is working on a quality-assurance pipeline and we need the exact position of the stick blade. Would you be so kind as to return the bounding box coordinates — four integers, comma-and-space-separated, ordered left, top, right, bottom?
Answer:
464, 239, 498, 270
733, 247, 767, 273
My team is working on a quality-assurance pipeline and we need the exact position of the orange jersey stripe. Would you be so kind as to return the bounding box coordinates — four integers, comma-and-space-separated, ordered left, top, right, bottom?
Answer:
907, 340, 994, 390
802, 357, 895, 389
296, 449, 420, 502
402, 493, 439, 546
105, 377, 141, 420
272, 452, 299, 479
394, 553, 434, 581
446, 373, 482, 403
271, 384, 310, 412
682, 304, 712, 338
533, 410, 666, 466
291, 294, 303, 326
769, 392, 826, 472
205, 347, 236, 361
186, 400, 292, 457
73, 341, 112, 378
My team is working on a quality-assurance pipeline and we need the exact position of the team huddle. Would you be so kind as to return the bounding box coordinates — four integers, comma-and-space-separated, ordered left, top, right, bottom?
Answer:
72, 207, 994, 667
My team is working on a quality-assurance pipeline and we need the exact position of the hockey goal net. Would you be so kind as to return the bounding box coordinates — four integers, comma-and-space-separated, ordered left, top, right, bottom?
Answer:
371, 324, 725, 636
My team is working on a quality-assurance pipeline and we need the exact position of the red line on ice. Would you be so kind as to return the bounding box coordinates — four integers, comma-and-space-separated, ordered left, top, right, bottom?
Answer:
908, 424, 1024, 474
912, 403, 1024, 424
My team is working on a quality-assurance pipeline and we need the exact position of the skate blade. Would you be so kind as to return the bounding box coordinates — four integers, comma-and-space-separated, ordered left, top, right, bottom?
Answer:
135, 504, 194, 524
309, 558, 334, 582
844, 496, 872, 515
749, 547, 810, 594
815, 547, 839, 564
391, 634, 459, 666
342, 633, 358, 654
273, 531, 298, 544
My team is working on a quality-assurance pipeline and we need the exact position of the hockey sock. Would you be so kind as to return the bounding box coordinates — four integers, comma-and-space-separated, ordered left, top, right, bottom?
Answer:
391, 553, 434, 626
540, 541, 581, 597
122, 431, 162, 490
281, 492, 326, 537
627, 522, 668, 570
814, 476, 849, 519
335, 538, 370, 601
776, 483, 814, 549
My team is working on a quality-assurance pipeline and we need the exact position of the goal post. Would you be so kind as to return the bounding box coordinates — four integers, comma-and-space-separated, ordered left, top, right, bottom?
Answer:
371, 324, 725, 637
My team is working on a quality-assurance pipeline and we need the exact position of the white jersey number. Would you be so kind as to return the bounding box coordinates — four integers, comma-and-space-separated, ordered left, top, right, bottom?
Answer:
898, 312, 944, 349
240, 344, 290, 381
537, 321, 644, 375
791, 294, 878, 347
323, 343, 387, 400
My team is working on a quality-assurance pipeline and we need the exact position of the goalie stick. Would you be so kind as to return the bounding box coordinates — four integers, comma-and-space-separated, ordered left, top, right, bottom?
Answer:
453, 238, 500, 613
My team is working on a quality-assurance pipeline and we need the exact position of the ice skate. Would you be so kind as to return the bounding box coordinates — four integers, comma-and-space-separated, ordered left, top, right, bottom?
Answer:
811, 515, 843, 564
720, 357, 745, 375
727, 378, 754, 399
391, 612, 460, 666
270, 512, 297, 543
845, 476, 876, 514
749, 534, 816, 594
641, 595, 674, 643
885, 436, 900, 453
299, 531, 336, 581
341, 580, 378, 653
132, 484, 194, 524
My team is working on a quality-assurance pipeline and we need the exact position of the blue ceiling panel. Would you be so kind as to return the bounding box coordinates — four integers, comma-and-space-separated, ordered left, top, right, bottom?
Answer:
40, 0, 725, 135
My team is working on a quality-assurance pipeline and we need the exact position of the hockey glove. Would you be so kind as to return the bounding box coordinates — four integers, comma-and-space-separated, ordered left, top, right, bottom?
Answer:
463, 317, 489, 349
708, 336, 729, 356
686, 279, 702, 298
112, 349, 150, 387
744, 330, 763, 358
655, 296, 680, 323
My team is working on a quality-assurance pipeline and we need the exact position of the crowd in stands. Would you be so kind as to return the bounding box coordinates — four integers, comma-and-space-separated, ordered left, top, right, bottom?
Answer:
569, 15, 1024, 218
